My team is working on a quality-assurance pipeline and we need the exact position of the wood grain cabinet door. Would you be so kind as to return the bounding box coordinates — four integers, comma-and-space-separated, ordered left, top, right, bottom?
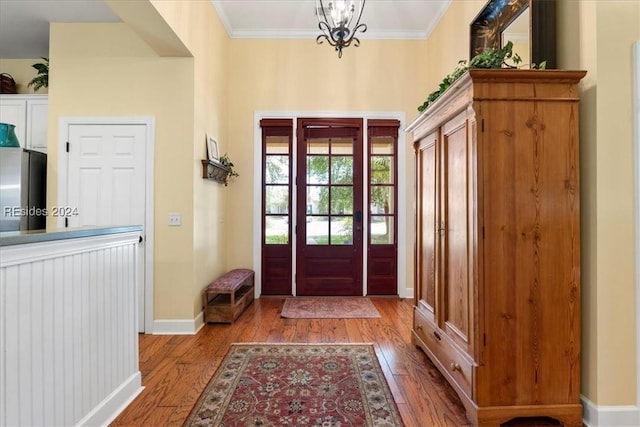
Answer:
440, 111, 475, 356
415, 130, 438, 322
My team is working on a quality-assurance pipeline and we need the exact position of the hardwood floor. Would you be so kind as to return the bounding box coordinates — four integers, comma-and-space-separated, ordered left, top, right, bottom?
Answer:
111, 297, 565, 427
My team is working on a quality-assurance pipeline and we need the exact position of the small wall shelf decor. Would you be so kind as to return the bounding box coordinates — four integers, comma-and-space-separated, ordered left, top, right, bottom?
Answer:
201, 159, 231, 184
207, 135, 219, 161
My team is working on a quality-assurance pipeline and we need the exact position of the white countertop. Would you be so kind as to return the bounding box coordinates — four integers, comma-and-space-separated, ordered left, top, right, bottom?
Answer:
0, 225, 143, 246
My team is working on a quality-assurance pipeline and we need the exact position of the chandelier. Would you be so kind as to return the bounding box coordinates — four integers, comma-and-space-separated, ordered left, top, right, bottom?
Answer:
316, 0, 367, 58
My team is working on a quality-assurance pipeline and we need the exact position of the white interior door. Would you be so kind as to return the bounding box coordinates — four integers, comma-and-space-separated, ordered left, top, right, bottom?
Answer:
66, 123, 147, 332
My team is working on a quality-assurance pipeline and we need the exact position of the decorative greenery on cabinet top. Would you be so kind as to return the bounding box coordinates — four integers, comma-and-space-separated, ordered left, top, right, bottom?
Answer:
417, 41, 546, 113
28, 58, 49, 92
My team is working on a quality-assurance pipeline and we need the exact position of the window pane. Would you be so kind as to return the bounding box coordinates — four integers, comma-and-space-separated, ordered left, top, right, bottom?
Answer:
265, 136, 289, 154
371, 136, 394, 155
265, 216, 289, 244
331, 156, 353, 184
307, 216, 328, 245
331, 138, 353, 155
370, 186, 394, 214
265, 186, 289, 214
307, 186, 329, 214
266, 155, 289, 184
331, 187, 353, 214
371, 156, 393, 184
308, 139, 329, 154
307, 156, 329, 184
331, 217, 353, 245
371, 216, 394, 244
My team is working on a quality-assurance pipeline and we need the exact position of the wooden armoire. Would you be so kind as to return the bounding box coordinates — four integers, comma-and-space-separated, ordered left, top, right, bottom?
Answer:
407, 69, 586, 427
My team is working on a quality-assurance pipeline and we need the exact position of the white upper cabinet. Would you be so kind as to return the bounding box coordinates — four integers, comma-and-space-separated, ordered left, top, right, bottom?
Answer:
0, 94, 48, 153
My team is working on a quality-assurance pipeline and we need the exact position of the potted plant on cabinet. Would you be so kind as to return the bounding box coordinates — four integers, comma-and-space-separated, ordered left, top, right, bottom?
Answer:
28, 57, 49, 92
417, 41, 545, 113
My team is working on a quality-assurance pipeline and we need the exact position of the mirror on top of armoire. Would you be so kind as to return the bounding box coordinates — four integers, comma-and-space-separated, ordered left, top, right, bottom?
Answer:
470, 0, 557, 69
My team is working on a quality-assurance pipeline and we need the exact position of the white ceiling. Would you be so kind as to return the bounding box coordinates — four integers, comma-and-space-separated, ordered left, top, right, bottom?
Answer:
0, 0, 121, 58
212, 0, 451, 40
0, 0, 451, 59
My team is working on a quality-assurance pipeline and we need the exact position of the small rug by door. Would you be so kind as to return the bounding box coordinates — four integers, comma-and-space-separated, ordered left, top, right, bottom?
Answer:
184, 343, 403, 426
280, 297, 381, 319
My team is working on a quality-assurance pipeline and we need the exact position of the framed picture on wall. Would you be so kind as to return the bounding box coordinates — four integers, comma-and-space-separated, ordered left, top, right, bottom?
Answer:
207, 136, 219, 161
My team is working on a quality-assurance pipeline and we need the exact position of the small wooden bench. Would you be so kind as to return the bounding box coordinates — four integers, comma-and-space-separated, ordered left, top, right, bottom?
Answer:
203, 268, 255, 323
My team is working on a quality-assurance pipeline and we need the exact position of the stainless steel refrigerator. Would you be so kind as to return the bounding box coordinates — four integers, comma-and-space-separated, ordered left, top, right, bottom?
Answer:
0, 147, 47, 231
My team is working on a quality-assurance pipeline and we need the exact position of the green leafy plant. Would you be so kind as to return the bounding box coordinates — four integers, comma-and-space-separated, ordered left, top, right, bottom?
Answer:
418, 60, 468, 112
28, 57, 49, 92
417, 42, 540, 112
219, 153, 239, 186
468, 40, 522, 69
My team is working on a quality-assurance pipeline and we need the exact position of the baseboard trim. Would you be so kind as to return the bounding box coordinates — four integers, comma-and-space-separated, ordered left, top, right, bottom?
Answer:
152, 312, 205, 335
582, 395, 640, 427
75, 371, 143, 427
399, 287, 414, 299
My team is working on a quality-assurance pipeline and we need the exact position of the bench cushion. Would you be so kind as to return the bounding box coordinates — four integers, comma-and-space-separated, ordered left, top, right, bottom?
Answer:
205, 268, 254, 292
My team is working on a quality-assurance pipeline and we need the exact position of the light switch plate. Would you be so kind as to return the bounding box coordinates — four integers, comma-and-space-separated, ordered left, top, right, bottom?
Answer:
168, 212, 182, 226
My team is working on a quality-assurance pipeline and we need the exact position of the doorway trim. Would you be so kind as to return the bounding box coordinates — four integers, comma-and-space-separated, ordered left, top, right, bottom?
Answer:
252, 110, 408, 298
57, 116, 155, 333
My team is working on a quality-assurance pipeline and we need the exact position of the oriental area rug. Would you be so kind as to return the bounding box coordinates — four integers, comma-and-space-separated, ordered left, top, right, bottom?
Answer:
280, 297, 381, 319
184, 343, 404, 427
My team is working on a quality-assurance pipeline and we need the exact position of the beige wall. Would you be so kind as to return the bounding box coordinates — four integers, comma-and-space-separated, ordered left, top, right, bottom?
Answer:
149, 0, 231, 318
1, 1, 230, 322
45, 0, 230, 321
225, 38, 428, 295
0, 58, 48, 94
558, 0, 640, 406
421, 1, 486, 96
47, 22, 198, 320
590, 1, 639, 405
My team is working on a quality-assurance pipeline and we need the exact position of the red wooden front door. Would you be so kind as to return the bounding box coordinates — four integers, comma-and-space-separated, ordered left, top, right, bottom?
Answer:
296, 118, 363, 296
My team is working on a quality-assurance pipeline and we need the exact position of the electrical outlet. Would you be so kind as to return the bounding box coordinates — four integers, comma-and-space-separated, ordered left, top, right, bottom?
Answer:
168, 212, 182, 226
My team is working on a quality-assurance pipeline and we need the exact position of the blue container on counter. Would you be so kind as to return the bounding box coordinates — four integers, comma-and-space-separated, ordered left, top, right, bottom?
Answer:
0, 122, 20, 147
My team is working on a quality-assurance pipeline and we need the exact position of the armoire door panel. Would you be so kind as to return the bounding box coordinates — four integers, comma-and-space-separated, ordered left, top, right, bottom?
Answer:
442, 122, 472, 352
417, 133, 438, 319
478, 100, 581, 405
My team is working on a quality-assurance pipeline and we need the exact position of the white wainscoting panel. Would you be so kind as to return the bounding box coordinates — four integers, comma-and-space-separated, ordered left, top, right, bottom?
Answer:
0, 231, 142, 427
